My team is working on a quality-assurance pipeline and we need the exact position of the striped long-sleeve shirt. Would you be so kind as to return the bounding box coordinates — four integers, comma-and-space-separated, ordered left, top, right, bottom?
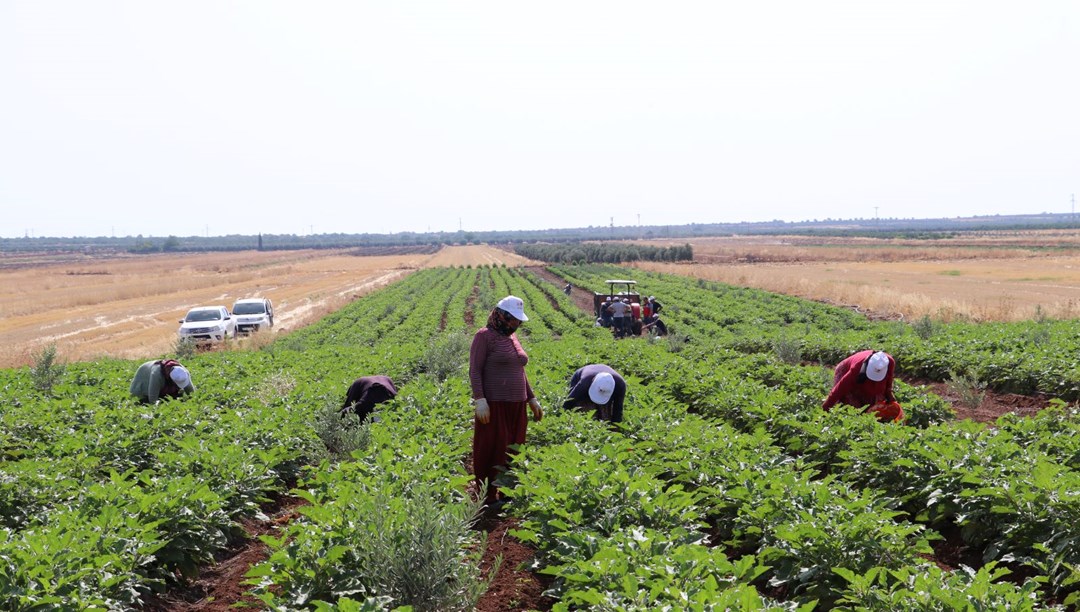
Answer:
469, 327, 534, 402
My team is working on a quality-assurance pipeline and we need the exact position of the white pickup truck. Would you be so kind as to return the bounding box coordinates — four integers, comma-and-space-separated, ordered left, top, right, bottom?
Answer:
231, 297, 274, 335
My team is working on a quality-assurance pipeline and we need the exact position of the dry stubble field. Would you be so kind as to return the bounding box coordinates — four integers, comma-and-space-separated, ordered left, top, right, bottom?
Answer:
4, 232, 1080, 369
635, 231, 1080, 322
0, 245, 539, 368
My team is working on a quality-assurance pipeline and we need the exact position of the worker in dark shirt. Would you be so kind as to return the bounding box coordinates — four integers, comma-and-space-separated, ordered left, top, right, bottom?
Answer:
341, 375, 398, 422
562, 364, 627, 423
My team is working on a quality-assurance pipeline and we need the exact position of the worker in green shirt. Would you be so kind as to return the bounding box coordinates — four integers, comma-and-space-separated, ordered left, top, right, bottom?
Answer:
130, 359, 195, 404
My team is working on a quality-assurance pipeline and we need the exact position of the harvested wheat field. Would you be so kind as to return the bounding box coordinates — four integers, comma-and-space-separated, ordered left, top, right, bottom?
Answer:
633, 232, 1080, 322
0, 244, 540, 368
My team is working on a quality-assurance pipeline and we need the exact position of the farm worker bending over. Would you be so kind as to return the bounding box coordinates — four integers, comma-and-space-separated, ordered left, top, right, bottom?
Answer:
130, 359, 194, 404
470, 295, 543, 507
823, 350, 903, 422
341, 375, 398, 422
562, 364, 627, 423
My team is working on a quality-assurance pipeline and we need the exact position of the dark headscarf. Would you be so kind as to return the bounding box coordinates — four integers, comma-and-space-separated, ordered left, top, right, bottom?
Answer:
486, 307, 518, 336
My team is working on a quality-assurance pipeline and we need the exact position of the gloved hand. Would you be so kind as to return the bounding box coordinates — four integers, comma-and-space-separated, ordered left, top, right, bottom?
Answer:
474, 398, 490, 424
528, 397, 543, 422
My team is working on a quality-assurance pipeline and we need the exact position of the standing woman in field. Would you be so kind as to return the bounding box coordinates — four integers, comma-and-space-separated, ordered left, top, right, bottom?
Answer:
470, 295, 544, 507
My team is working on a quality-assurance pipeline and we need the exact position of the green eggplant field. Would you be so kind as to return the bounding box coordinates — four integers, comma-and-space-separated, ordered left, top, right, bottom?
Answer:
2, 263, 1079, 610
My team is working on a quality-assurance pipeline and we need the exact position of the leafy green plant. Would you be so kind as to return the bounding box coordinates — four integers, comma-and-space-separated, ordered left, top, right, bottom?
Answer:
511, 441, 706, 565
834, 563, 1053, 611
540, 527, 777, 609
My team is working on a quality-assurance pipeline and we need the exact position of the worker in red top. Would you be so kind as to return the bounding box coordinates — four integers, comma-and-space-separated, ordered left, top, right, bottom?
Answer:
470, 295, 544, 507
823, 350, 898, 416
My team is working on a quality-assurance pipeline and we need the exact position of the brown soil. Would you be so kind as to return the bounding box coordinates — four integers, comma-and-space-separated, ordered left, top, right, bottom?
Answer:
474, 515, 555, 612
526, 266, 597, 315
141, 493, 308, 611
905, 378, 1055, 424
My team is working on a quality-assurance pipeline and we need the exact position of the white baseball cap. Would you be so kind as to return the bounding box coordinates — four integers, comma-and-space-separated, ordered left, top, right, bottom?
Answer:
169, 366, 191, 388
496, 295, 528, 321
866, 352, 889, 382
588, 372, 615, 404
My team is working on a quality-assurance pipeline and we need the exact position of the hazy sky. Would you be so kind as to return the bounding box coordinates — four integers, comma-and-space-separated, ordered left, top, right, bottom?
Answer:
2, 2, 1077, 238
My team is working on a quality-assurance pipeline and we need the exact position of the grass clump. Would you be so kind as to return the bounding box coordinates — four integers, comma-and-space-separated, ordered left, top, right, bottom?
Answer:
30, 344, 65, 396
249, 488, 493, 610
772, 336, 803, 365
416, 331, 471, 382
911, 315, 937, 340
361, 492, 492, 610
313, 401, 373, 461
173, 337, 198, 360
666, 330, 690, 353
946, 370, 986, 409
252, 371, 297, 406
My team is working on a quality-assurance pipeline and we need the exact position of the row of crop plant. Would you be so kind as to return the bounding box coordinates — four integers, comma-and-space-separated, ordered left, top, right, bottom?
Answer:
241, 264, 607, 606
245, 264, 1080, 609
0, 266, 500, 609
494, 335, 1060, 609
4, 262, 1078, 608
645, 349, 1080, 604
555, 264, 1080, 399
495, 265, 1080, 609
0, 353, 321, 608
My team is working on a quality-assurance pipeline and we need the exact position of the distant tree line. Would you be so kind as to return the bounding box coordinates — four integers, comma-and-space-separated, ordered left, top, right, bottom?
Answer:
4, 212, 1080, 254
514, 242, 693, 264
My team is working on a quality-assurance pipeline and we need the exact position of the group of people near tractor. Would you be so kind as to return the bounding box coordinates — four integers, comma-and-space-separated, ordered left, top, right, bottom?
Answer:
596, 294, 668, 338
128, 280, 901, 513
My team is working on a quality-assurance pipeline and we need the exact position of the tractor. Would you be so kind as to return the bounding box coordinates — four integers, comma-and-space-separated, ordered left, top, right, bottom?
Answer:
593, 279, 640, 317
594, 279, 643, 338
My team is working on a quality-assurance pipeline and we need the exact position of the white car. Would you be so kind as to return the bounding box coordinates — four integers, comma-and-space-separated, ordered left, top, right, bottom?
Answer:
178, 305, 236, 343
231, 297, 274, 335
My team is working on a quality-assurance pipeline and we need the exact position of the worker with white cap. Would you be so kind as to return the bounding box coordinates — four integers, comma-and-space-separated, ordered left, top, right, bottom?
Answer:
562, 364, 627, 423
470, 295, 544, 507
129, 358, 195, 404
822, 350, 899, 419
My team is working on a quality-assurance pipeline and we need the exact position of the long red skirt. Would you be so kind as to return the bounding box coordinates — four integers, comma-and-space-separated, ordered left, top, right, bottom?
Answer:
473, 400, 528, 503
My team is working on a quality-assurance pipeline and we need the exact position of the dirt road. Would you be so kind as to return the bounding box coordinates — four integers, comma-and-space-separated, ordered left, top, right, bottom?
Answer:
0, 245, 539, 368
